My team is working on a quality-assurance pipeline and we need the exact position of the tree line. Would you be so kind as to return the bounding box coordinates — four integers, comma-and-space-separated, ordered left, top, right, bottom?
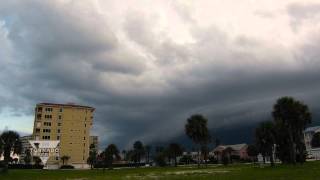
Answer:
1, 96, 319, 172
253, 96, 312, 166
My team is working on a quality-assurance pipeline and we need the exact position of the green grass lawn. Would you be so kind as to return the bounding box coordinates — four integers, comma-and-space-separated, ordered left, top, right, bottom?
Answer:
1, 161, 320, 180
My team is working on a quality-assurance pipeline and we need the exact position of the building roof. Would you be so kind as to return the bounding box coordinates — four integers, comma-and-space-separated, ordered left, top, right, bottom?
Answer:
305, 126, 320, 133
213, 143, 248, 152
37, 102, 95, 110
20, 135, 33, 139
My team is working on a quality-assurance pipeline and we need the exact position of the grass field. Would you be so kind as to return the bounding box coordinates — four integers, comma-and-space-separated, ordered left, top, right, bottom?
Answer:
1, 161, 320, 180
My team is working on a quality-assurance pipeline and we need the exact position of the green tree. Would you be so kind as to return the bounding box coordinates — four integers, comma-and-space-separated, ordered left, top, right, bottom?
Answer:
61, 155, 70, 165
247, 144, 258, 162
222, 147, 233, 165
311, 132, 320, 148
33, 156, 42, 166
87, 144, 97, 169
103, 144, 120, 170
145, 145, 151, 164
0, 131, 22, 172
24, 149, 32, 165
133, 141, 145, 165
272, 97, 312, 164
179, 154, 193, 164
185, 114, 210, 168
255, 121, 276, 167
154, 152, 166, 167
201, 145, 210, 167
167, 143, 183, 167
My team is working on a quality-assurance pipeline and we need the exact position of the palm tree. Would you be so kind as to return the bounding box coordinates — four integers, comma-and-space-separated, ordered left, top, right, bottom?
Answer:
201, 145, 210, 167
24, 149, 32, 165
103, 144, 120, 170
272, 97, 312, 164
185, 114, 210, 168
33, 156, 42, 166
145, 145, 151, 164
87, 144, 97, 169
247, 144, 258, 162
222, 147, 233, 165
61, 155, 70, 165
0, 131, 22, 171
133, 141, 144, 166
168, 143, 183, 167
255, 121, 276, 167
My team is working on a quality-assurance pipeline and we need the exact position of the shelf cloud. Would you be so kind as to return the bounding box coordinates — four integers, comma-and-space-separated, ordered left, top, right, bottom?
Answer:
0, 0, 320, 148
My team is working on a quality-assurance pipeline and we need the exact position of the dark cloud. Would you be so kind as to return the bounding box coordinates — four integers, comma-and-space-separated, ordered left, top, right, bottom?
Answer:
0, 0, 320, 149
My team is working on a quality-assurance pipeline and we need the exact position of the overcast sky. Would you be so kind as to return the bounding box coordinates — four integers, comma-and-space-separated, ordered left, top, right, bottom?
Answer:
0, 0, 320, 149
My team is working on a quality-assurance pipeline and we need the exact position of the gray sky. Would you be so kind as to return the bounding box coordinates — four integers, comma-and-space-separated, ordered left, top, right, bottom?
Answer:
0, 0, 320, 149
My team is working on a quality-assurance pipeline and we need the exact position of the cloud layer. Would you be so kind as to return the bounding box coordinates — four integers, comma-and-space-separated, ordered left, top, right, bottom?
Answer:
0, 0, 320, 148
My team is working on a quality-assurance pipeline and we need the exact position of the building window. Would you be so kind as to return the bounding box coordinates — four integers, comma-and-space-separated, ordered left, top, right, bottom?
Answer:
43, 129, 51, 133
59, 108, 63, 112
83, 137, 85, 140
85, 124, 86, 127
44, 107, 53, 112
58, 122, 61, 126
37, 114, 42, 120
42, 136, 50, 140
35, 128, 40, 133
57, 129, 61, 133
44, 122, 51, 126
56, 157, 59, 160
58, 115, 62, 120
57, 136, 60, 140
44, 115, 52, 119
37, 107, 42, 112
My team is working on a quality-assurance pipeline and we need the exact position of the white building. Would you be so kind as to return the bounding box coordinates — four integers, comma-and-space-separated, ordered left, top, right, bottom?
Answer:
304, 126, 320, 159
20, 135, 33, 163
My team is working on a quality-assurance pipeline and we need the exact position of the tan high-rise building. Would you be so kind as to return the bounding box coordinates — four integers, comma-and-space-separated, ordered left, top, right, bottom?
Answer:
32, 103, 95, 168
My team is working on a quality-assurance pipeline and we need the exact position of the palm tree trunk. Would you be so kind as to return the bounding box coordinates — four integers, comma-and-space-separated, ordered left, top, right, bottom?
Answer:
288, 128, 296, 164
197, 148, 200, 168
175, 156, 177, 167
270, 148, 275, 167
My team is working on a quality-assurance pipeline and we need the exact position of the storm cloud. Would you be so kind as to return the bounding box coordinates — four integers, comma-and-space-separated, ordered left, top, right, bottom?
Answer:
0, 0, 320, 149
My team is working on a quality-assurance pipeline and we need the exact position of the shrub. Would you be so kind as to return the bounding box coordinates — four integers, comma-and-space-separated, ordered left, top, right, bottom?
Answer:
208, 156, 218, 164
154, 153, 167, 167
60, 165, 74, 169
7, 164, 43, 169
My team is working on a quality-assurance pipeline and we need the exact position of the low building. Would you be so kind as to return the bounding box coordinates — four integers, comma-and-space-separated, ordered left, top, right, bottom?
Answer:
304, 126, 320, 159
212, 143, 249, 162
20, 135, 33, 163
182, 151, 202, 162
